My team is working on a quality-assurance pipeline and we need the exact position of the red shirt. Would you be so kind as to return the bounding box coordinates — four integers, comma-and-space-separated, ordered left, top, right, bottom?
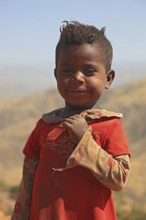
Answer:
22, 110, 130, 220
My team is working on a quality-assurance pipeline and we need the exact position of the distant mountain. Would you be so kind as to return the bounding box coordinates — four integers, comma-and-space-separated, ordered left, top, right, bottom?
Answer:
0, 65, 55, 101
0, 77, 146, 214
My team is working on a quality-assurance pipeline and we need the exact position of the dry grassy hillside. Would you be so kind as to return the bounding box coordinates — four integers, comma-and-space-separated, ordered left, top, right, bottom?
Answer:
99, 77, 146, 155
98, 77, 146, 213
0, 77, 146, 217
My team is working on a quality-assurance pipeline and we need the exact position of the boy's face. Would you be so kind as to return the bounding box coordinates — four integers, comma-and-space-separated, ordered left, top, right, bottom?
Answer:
55, 43, 114, 108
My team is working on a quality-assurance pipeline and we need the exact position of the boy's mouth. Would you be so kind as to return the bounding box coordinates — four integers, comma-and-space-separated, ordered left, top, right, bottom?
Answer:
66, 90, 90, 97
67, 89, 89, 93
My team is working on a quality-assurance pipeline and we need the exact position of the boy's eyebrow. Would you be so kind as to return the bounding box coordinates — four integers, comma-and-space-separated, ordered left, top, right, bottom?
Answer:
59, 63, 71, 67
82, 63, 99, 69
58, 61, 100, 70
60, 62, 98, 66
83, 63, 97, 67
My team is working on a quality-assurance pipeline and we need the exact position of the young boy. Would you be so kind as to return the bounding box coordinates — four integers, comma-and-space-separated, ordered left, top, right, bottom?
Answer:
11, 21, 131, 220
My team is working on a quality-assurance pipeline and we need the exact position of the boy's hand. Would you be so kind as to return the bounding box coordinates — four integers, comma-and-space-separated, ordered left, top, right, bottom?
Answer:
62, 115, 89, 144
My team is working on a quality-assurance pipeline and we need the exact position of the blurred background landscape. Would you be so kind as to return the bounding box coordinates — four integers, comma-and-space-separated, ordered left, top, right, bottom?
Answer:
0, 70, 146, 220
0, 0, 146, 219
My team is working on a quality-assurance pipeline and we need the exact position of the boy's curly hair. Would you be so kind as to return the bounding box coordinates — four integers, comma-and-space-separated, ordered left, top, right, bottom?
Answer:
55, 21, 113, 72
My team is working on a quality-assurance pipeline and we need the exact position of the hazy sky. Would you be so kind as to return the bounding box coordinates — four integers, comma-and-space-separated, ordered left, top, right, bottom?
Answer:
0, 0, 146, 98
0, 0, 146, 67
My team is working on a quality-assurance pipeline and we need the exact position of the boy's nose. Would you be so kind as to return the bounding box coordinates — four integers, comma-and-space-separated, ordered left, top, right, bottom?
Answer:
72, 71, 84, 82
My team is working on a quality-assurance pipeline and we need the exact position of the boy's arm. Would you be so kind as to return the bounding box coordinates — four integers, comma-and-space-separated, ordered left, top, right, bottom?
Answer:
11, 157, 38, 220
56, 128, 130, 191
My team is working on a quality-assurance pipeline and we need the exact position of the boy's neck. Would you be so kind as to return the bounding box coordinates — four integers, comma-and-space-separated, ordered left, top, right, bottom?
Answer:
59, 103, 96, 118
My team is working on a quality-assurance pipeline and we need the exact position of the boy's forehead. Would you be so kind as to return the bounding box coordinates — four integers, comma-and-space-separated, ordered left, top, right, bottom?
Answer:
56, 43, 105, 66
59, 43, 100, 55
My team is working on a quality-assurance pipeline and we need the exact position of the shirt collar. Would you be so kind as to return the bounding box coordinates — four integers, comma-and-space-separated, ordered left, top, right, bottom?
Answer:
42, 108, 123, 124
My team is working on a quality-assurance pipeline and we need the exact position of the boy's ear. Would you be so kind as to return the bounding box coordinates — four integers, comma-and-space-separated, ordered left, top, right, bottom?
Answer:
54, 68, 57, 79
105, 69, 115, 89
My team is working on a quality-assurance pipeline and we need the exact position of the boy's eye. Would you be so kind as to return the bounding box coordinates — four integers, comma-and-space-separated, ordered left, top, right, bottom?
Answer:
62, 68, 74, 77
83, 68, 95, 76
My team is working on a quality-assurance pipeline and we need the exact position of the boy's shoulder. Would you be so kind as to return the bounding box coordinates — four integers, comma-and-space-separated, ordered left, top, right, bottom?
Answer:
42, 108, 64, 124
81, 108, 123, 121
41, 108, 123, 124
